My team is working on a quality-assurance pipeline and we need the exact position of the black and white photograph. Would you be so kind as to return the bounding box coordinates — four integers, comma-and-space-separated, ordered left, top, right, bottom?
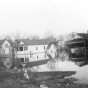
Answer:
0, 0, 88, 88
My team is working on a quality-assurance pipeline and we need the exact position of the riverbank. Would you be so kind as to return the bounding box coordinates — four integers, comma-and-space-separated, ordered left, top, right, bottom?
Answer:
0, 71, 88, 88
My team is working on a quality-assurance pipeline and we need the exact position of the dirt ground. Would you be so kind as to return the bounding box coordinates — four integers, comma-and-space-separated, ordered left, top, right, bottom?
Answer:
0, 71, 88, 88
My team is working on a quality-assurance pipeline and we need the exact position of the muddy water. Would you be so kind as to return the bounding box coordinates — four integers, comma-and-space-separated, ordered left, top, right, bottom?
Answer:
71, 65, 88, 84
55, 60, 88, 84
56, 61, 88, 84
31, 59, 88, 84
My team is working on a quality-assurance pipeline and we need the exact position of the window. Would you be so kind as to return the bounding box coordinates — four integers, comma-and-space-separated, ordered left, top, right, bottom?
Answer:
37, 55, 38, 59
45, 55, 46, 58
36, 47, 38, 50
12, 49, 14, 52
51, 50, 53, 53
44, 46, 45, 50
6, 54, 9, 57
19, 47, 23, 51
20, 58, 24, 62
85, 41, 88, 47
17, 48, 19, 51
25, 58, 29, 62
24, 46, 28, 51
5, 44, 9, 48
2, 49, 5, 54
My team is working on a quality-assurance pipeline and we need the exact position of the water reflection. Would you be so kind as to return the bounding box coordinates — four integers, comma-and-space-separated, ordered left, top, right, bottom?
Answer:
29, 52, 79, 72
55, 60, 79, 71
32, 60, 79, 72
30, 52, 88, 84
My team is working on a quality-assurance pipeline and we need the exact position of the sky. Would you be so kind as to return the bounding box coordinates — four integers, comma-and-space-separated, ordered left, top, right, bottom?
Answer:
0, 0, 88, 39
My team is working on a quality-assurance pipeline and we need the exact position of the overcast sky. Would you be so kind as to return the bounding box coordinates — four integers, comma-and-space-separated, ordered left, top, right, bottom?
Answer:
0, 0, 88, 38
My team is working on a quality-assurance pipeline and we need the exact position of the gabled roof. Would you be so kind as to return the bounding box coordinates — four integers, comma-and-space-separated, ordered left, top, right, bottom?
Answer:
25, 59, 50, 67
0, 40, 5, 45
15, 38, 56, 46
15, 39, 21, 44
7, 40, 14, 47
0, 39, 13, 47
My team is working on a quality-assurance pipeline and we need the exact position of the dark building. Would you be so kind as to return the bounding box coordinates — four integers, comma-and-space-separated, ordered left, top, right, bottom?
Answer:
67, 33, 88, 67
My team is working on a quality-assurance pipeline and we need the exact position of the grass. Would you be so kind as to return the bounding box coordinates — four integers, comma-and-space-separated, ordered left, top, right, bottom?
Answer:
0, 71, 88, 88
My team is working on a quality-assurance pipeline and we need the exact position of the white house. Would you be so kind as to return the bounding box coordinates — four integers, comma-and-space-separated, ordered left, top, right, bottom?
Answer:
15, 38, 56, 64
0, 39, 13, 55
0, 39, 15, 68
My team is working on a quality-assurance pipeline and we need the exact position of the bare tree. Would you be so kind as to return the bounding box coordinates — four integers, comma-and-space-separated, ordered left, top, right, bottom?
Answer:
14, 32, 21, 39
57, 35, 64, 41
66, 32, 76, 41
5, 35, 11, 40
43, 30, 55, 39
28, 35, 40, 40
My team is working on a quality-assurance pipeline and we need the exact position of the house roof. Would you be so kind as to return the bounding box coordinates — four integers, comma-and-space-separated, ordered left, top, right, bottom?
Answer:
15, 38, 56, 46
68, 38, 85, 43
0, 39, 13, 47
77, 33, 88, 39
7, 40, 14, 47
25, 59, 50, 67
67, 33, 88, 44
0, 40, 5, 45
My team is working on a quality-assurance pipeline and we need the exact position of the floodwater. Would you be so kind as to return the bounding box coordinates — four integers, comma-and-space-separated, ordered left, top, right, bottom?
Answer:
56, 60, 88, 84
30, 53, 88, 84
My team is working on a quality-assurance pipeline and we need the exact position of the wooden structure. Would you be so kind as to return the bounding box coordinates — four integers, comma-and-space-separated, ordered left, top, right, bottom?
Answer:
67, 38, 88, 66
